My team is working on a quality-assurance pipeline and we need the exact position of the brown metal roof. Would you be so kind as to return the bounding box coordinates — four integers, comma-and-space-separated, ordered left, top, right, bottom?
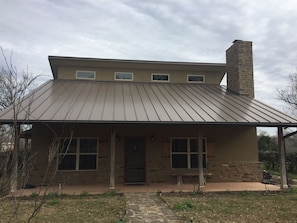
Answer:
0, 80, 297, 127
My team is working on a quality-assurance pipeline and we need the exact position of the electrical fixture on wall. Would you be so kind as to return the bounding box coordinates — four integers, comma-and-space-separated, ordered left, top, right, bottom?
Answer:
150, 135, 155, 142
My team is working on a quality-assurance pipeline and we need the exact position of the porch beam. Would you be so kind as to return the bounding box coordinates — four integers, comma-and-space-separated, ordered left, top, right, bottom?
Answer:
110, 128, 116, 189
198, 137, 204, 189
278, 127, 288, 189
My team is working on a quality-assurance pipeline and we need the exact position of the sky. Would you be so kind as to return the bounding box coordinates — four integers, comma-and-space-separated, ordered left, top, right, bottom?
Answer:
1, 0, 297, 135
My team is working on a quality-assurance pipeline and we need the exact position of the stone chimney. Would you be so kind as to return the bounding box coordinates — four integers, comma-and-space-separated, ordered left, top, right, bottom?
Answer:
226, 40, 254, 98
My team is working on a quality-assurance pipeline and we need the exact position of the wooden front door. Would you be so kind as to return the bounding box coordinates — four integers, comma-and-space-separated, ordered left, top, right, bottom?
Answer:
125, 137, 145, 184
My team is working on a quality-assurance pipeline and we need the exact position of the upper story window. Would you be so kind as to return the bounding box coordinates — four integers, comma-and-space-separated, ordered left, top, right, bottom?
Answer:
115, 72, 133, 81
187, 75, 204, 83
151, 73, 170, 82
76, 71, 96, 80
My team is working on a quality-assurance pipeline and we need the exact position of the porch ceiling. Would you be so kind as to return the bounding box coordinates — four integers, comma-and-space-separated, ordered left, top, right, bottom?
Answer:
0, 80, 297, 127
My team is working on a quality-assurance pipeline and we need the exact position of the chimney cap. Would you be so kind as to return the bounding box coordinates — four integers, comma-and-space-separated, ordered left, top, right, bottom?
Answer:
232, 39, 243, 43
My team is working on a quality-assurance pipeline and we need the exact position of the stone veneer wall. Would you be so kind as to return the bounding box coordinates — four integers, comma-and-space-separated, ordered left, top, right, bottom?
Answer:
226, 40, 254, 98
207, 161, 262, 182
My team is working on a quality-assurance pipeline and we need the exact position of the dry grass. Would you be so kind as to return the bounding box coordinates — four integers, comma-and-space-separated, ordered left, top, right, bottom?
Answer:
2, 189, 297, 222
162, 189, 297, 223
0, 191, 126, 223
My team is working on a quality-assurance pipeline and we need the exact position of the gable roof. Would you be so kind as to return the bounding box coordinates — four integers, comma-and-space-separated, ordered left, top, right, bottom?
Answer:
0, 79, 296, 127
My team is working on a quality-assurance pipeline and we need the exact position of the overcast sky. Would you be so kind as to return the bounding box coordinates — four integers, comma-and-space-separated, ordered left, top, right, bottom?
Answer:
1, 0, 297, 134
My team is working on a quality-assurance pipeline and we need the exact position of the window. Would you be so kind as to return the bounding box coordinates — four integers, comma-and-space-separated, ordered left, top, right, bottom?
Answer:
76, 71, 96, 80
187, 75, 204, 83
151, 73, 170, 82
58, 138, 97, 171
171, 138, 207, 169
115, 72, 133, 81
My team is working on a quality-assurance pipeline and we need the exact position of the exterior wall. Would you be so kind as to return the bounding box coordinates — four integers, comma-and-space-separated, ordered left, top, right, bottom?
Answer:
28, 123, 262, 186
57, 66, 224, 84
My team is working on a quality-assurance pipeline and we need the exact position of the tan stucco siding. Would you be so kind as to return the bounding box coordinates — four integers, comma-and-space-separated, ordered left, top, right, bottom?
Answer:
57, 66, 223, 84
202, 125, 258, 162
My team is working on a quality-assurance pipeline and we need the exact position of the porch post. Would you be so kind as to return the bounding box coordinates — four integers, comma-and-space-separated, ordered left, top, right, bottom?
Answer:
278, 127, 288, 189
11, 124, 20, 192
110, 128, 116, 189
198, 136, 204, 189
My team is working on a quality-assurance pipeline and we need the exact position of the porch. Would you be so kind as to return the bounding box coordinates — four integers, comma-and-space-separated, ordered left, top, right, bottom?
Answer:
12, 182, 281, 197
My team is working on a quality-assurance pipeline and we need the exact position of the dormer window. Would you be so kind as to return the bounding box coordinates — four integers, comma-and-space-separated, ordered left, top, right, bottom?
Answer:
76, 71, 96, 80
115, 72, 133, 81
187, 75, 204, 83
152, 73, 170, 82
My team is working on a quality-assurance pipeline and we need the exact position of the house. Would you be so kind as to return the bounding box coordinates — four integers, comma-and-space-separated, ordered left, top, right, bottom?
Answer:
0, 40, 296, 189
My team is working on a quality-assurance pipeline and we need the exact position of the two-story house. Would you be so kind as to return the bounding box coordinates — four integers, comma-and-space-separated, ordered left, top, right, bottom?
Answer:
1, 40, 296, 189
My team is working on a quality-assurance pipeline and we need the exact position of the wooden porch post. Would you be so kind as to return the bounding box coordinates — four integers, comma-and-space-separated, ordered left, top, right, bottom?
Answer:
278, 127, 288, 189
11, 124, 20, 192
110, 128, 116, 189
198, 136, 204, 190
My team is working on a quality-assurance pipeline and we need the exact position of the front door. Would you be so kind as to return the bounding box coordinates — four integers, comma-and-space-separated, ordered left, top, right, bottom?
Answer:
125, 137, 145, 184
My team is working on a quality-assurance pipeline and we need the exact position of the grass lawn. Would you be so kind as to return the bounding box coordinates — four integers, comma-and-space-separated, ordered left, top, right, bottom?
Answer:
0, 191, 126, 223
162, 189, 297, 223
1, 189, 297, 222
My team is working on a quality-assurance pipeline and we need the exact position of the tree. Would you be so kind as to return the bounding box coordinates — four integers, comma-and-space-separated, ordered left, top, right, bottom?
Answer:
278, 70, 297, 115
258, 132, 278, 170
0, 47, 76, 222
278, 71, 297, 174
0, 47, 38, 192
0, 47, 43, 222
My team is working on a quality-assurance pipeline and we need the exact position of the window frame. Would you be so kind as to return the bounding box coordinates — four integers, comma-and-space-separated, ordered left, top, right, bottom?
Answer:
187, 74, 205, 83
114, 72, 133, 81
57, 137, 98, 171
76, 70, 96, 80
171, 137, 207, 169
151, 73, 170, 82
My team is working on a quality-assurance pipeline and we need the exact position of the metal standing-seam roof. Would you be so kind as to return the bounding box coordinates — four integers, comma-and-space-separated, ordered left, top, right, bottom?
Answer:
0, 79, 297, 127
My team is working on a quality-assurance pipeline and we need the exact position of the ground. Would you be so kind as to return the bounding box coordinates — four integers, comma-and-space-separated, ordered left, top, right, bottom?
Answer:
162, 190, 297, 222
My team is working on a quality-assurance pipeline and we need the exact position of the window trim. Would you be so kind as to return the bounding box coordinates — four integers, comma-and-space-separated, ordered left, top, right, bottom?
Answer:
187, 74, 205, 83
151, 73, 170, 82
114, 72, 133, 81
57, 137, 98, 171
76, 70, 96, 80
171, 137, 207, 169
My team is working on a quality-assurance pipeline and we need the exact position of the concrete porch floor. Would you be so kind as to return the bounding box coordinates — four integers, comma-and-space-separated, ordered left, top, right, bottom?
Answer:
12, 182, 281, 197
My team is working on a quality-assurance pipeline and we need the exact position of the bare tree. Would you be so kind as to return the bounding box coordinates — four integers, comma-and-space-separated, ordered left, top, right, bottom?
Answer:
278, 70, 297, 182
0, 47, 77, 222
278, 70, 297, 115
0, 47, 38, 193
0, 47, 41, 222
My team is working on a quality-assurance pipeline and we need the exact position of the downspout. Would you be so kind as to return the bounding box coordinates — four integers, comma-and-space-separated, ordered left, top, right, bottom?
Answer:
278, 127, 288, 189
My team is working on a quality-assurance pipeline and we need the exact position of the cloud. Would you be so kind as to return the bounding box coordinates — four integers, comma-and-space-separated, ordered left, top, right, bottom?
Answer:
0, 0, 297, 115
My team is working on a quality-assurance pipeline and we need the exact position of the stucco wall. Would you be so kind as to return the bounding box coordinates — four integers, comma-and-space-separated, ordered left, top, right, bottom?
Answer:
28, 123, 262, 186
57, 66, 223, 84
